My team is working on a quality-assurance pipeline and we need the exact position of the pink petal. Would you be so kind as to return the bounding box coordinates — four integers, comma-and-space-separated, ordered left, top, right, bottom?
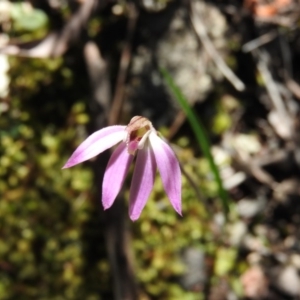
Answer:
149, 132, 182, 215
127, 139, 139, 155
129, 143, 156, 221
63, 125, 126, 168
102, 142, 133, 209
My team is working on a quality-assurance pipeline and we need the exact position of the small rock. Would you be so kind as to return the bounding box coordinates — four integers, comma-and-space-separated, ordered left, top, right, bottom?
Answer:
277, 265, 300, 297
237, 197, 266, 218
179, 247, 206, 291
228, 221, 247, 246
241, 266, 269, 299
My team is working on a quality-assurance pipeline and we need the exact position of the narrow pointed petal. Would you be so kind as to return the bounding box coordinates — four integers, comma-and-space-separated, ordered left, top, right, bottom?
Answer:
63, 125, 126, 168
149, 132, 182, 215
102, 142, 133, 209
129, 144, 156, 221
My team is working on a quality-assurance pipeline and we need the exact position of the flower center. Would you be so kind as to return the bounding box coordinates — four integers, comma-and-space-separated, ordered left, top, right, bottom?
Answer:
124, 116, 154, 155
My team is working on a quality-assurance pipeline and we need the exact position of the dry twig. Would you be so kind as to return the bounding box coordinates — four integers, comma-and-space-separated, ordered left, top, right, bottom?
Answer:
256, 50, 294, 140
242, 31, 277, 53
190, 1, 245, 92
84, 42, 111, 127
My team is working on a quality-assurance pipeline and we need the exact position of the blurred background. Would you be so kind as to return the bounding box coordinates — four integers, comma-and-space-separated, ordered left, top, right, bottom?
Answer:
1, 0, 300, 299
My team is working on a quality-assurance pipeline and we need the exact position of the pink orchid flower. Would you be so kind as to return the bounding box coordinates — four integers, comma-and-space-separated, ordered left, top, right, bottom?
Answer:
63, 116, 181, 221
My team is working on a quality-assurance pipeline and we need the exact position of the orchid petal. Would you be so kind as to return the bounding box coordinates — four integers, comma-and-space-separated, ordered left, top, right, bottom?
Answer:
102, 142, 133, 209
63, 125, 126, 168
149, 132, 182, 215
129, 143, 156, 221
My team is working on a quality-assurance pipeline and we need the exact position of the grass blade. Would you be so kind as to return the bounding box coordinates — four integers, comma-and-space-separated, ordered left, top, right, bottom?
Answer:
160, 67, 230, 215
